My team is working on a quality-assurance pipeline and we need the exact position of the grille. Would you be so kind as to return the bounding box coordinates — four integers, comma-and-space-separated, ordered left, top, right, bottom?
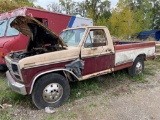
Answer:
12, 64, 19, 74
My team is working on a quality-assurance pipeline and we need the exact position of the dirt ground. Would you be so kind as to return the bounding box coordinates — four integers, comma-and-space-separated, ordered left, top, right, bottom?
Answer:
1, 61, 160, 120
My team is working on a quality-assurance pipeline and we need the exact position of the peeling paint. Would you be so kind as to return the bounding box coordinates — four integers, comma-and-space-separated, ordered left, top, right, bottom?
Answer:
11, 8, 26, 17
115, 47, 155, 66
0, 7, 26, 20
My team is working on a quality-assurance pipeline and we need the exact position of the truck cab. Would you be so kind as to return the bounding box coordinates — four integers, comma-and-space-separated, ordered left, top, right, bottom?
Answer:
60, 26, 115, 78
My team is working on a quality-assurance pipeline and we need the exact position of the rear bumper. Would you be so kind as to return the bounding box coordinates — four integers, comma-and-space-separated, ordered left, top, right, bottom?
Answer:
6, 71, 27, 95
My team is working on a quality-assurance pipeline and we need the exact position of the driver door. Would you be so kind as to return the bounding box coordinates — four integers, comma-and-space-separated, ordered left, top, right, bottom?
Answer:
81, 28, 113, 76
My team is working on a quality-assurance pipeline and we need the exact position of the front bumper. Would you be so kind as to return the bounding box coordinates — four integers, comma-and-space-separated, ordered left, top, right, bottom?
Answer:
6, 71, 27, 95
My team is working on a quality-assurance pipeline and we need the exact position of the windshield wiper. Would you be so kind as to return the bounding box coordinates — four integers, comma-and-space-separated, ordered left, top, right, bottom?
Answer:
0, 21, 4, 25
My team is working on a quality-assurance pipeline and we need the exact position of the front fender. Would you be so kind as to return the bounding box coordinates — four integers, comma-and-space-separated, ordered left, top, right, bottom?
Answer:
29, 68, 79, 94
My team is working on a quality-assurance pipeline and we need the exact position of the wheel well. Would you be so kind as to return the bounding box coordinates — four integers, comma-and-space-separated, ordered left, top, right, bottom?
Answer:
30, 70, 77, 94
136, 54, 146, 61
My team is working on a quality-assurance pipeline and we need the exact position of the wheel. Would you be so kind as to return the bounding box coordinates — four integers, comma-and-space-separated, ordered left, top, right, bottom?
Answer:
32, 73, 70, 109
128, 57, 144, 76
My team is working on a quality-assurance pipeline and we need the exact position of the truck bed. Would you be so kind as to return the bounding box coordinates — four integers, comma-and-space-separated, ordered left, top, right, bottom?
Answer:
114, 41, 155, 70
114, 41, 138, 45
114, 41, 155, 51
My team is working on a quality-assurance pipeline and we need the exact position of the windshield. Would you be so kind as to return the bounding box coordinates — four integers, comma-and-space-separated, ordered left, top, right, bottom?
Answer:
60, 28, 85, 46
6, 17, 19, 37
0, 19, 7, 37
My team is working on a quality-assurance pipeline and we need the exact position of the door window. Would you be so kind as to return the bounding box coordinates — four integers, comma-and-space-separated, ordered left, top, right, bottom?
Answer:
6, 17, 19, 37
0, 19, 8, 37
84, 29, 107, 48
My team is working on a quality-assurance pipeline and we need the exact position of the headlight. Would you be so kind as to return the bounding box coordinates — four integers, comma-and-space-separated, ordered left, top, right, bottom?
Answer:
12, 64, 19, 74
5, 57, 23, 82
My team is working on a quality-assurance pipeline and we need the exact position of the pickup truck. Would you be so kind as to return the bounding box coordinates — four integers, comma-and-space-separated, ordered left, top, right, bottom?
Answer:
5, 16, 155, 109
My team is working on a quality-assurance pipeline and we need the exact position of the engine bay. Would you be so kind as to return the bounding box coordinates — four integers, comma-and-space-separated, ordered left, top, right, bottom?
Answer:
9, 44, 65, 60
9, 16, 67, 60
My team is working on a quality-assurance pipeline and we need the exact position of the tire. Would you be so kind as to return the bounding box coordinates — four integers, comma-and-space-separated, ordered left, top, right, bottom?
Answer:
32, 73, 70, 109
128, 57, 144, 76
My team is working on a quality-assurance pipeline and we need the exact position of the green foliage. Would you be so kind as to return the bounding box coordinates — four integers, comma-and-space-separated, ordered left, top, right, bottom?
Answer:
109, 0, 160, 39
150, 0, 160, 29
45, 115, 55, 120
47, 0, 111, 26
47, 0, 76, 15
133, 0, 152, 30
46, 0, 159, 32
0, 109, 13, 120
69, 78, 100, 101
47, 2, 62, 13
0, 0, 37, 14
1, 0, 159, 38
59, 0, 76, 15
0, 75, 32, 107
75, 1, 87, 17
109, 6, 134, 38
111, 70, 145, 82
84, 0, 111, 25
67, 112, 78, 119
0, 0, 19, 13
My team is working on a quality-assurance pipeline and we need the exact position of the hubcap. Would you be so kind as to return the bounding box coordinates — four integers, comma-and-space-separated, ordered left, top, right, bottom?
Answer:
43, 83, 63, 103
135, 62, 142, 74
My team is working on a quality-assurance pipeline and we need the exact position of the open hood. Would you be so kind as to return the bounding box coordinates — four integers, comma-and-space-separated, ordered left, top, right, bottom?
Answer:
10, 16, 67, 51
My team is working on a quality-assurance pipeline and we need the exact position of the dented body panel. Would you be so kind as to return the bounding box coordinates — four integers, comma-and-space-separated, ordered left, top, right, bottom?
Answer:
5, 24, 155, 95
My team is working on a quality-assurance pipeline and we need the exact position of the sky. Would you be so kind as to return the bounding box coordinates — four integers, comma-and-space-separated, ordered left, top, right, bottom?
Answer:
34, 0, 118, 9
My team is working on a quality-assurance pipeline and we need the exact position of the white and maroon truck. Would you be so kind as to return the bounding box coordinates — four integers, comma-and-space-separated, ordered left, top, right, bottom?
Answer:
5, 16, 155, 109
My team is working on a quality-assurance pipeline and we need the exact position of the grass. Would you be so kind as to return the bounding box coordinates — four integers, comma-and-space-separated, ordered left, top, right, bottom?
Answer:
45, 115, 55, 120
45, 110, 78, 120
0, 108, 13, 120
68, 77, 100, 101
89, 102, 97, 107
0, 78, 32, 107
67, 112, 78, 119
67, 68, 148, 102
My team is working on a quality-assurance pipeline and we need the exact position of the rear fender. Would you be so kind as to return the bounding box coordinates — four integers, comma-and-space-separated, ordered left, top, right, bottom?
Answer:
135, 54, 146, 61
